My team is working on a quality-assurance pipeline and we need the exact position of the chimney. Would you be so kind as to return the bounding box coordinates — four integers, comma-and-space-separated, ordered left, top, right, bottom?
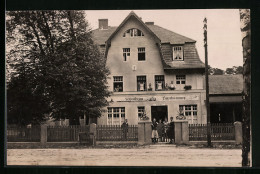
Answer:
99, 19, 108, 30
145, 22, 154, 25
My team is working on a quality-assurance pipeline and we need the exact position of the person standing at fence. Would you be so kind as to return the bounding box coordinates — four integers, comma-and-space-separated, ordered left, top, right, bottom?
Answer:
167, 117, 175, 144
121, 119, 128, 141
151, 118, 159, 144
157, 119, 164, 142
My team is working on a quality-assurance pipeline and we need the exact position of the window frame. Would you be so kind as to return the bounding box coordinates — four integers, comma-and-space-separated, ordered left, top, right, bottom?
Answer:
123, 28, 144, 38
107, 107, 125, 125
155, 75, 165, 91
137, 106, 145, 120
172, 46, 184, 61
176, 75, 186, 85
179, 105, 198, 124
123, 48, 130, 61
138, 47, 146, 61
113, 76, 123, 92
137, 76, 147, 91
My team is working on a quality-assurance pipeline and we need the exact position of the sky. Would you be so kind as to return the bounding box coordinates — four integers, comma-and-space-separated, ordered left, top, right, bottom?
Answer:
85, 9, 243, 70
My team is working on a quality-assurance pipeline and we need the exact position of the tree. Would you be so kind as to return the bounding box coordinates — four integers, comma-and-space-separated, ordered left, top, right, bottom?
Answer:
225, 67, 235, 74
225, 66, 243, 74
6, 11, 110, 125
212, 68, 224, 75
235, 66, 243, 74
207, 65, 224, 75
240, 9, 250, 167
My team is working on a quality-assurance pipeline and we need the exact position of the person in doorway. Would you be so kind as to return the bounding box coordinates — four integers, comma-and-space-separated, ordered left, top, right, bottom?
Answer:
121, 119, 128, 140
162, 118, 168, 142
157, 119, 164, 142
151, 118, 159, 143
167, 117, 175, 144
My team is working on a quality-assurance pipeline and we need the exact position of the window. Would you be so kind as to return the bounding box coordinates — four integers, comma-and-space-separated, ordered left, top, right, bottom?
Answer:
179, 105, 197, 124
113, 76, 123, 92
123, 28, 144, 37
173, 46, 183, 60
107, 107, 125, 125
138, 106, 145, 120
155, 75, 165, 90
137, 76, 146, 91
138, 47, 145, 61
123, 48, 130, 61
176, 75, 186, 84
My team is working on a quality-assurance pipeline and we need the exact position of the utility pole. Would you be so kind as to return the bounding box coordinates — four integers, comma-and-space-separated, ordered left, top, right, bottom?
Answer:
203, 17, 212, 147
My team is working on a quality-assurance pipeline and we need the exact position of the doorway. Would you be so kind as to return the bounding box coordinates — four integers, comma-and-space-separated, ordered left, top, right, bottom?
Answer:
151, 106, 168, 122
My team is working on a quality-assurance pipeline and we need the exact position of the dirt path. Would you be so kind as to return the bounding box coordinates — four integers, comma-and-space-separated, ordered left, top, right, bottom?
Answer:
7, 145, 242, 167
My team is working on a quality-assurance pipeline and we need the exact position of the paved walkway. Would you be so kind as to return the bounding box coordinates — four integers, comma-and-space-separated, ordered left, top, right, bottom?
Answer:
7, 144, 242, 167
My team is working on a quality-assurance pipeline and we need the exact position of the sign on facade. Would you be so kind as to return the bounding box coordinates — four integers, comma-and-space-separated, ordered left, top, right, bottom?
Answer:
109, 94, 200, 102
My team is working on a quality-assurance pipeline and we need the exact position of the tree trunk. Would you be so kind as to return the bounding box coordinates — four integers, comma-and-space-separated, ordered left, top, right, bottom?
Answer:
239, 9, 251, 167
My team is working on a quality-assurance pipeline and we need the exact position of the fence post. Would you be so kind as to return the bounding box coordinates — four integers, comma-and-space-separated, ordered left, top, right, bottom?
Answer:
182, 121, 189, 144
234, 121, 242, 144
138, 121, 152, 145
90, 123, 97, 146
40, 124, 47, 146
174, 120, 189, 144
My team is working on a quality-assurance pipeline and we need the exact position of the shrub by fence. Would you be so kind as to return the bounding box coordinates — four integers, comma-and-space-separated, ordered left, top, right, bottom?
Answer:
189, 123, 235, 141
96, 125, 138, 141
7, 125, 41, 142
47, 125, 90, 142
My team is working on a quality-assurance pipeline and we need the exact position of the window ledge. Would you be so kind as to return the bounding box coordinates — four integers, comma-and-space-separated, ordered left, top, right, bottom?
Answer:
112, 89, 205, 95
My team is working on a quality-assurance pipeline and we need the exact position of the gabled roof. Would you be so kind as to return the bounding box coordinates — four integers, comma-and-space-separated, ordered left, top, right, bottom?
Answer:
90, 11, 203, 70
209, 74, 243, 95
105, 11, 161, 45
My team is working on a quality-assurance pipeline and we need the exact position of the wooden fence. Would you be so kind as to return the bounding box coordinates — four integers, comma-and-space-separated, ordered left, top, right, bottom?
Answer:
96, 125, 138, 141
7, 125, 41, 142
47, 125, 90, 142
189, 123, 235, 141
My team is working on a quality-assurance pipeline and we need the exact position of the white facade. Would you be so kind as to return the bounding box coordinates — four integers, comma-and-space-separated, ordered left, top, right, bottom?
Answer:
92, 12, 206, 125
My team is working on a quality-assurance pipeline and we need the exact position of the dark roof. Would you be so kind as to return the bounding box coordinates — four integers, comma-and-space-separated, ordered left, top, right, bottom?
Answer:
209, 74, 243, 95
161, 43, 204, 69
91, 26, 117, 45
91, 25, 195, 45
147, 24, 195, 44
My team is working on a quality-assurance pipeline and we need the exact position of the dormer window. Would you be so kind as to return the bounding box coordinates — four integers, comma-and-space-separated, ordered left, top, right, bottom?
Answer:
123, 28, 144, 37
172, 46, 183, 61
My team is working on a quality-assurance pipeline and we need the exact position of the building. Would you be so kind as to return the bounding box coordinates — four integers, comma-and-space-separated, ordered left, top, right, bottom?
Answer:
91, 11, 207, 125
209, 74, 243, 123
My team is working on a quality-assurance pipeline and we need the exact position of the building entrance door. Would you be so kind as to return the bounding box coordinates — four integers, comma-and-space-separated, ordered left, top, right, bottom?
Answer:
151, 106, 168, 122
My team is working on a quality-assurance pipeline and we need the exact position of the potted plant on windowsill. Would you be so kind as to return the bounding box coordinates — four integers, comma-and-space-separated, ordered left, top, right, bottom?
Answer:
184, 85, 192, 90
176, 109, 186, 120
139, 109, 150, 121
169, 81, 175, 90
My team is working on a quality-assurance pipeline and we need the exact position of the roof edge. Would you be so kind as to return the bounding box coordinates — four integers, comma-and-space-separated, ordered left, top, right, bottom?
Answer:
105, 11, 161, 45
